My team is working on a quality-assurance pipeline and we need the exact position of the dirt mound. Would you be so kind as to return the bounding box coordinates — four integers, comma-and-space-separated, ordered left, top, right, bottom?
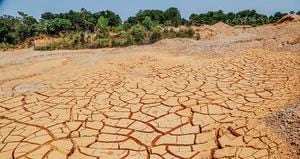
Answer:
192, 25, 215, 40
211, 22, 234, 30
151, 21, 300, 54
210, 22, 237, 37
193, 22, 238, 40
276, 14, 300, 25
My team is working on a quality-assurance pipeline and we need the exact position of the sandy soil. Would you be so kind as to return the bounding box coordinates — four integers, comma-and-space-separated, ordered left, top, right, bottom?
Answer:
0, 21, 299, 159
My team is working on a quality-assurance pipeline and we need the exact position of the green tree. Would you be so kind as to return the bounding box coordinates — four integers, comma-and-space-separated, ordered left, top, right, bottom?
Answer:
142, 16, 155, 30
17, 12, 38, 41
164, 7, 182, 26
126, 9, 165, 27
181, 18, 189, 25
96, 16, 110, 38
41, 12, 57, 20
80, 8, 96, 32
189, 14, 201, 26
270, 12, 287, 23
130, 24, 147, 45
0, 15, 20, 44
43, 18, 72, 35
93, 10, 121, 27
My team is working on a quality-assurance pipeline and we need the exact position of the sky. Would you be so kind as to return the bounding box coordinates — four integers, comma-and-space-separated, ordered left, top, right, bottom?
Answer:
0, 0, 299, 20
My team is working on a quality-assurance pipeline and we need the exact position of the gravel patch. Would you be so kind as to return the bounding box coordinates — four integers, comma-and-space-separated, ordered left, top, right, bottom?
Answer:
265, 101, 300, 157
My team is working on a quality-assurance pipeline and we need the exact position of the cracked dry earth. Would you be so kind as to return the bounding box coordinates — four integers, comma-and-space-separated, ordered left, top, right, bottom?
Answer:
0, 48, 299, 159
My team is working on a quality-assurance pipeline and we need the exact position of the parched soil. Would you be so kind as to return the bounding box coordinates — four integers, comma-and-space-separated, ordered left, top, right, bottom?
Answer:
0, 22, 300, 159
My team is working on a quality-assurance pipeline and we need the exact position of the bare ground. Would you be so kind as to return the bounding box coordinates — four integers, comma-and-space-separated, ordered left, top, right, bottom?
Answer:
0, 20, 299, 159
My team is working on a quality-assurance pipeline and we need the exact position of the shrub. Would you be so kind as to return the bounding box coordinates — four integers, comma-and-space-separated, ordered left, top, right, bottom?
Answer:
149, 25, 163, 43
112, 32, 134, 47
96, 38, 110, 48
96, 16, 110, 38
34, 35, 75, 50
42, 18, 72, 35
175, 28, 195, 38
0, 43, 15, 50
162, 28, 195, 39
162, 28, 177, 38
142, 16, 155, 30
129, 24, 147, 45
34, 40, 62, 50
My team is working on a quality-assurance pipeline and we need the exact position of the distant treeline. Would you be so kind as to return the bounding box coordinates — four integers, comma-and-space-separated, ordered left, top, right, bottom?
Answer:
0, 8, 299, 49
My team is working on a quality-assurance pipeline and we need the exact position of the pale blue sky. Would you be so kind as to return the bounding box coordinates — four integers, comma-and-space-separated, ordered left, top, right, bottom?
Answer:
0, 0, 299, 20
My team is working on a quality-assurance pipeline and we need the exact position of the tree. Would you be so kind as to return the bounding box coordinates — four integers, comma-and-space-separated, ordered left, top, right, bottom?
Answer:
126, 16, 139, 26
189, 14, 201, 26
41, 9, 96, 32
43, 18, 72, 35
61, 10, 82, 31
0, 8, 291, 48
16, 12, 38, 41
125, 9, 165, 26
93, 10, 121, 27
271, 12, 287, 23
164, 7, 182, 26
80, 8, 96, 32
96, 16, 110, 38
130, 24, 147, 45
226, 12, 236, 25
136, 10, 165, 24
181, 18, 189, 25
142, 16, 154, 30
0, 15, 20, 44
41, 12, 56, 20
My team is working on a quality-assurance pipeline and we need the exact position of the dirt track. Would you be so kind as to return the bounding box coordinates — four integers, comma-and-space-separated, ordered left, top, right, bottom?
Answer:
0, 45, 299, 159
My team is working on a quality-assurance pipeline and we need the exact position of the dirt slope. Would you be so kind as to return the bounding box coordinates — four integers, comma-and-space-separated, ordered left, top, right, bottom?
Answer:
152, 18, 300, 54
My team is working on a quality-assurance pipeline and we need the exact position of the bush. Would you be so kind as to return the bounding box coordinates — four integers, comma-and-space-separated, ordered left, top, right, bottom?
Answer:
162, 28, 195, 39
0, 43, 15, 50
149, 25, 163, 43
130, 24, 147, 45
112, 32, 134, 47
43, 18, 72, 35
142, 16, 154, 30
96, 16, 110, 38
35, 34, 76, 50
37, 37, 75, 50
162, 28, 177, 38
34, 40, 63, 50
96, 38, 110, 48
175, 28, 195, 38
35, 33, 112, 50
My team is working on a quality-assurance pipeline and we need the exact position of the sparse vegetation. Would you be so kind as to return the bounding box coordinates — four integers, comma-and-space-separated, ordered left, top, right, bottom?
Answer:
0, 43, 16, 50
0, 8, 298, 50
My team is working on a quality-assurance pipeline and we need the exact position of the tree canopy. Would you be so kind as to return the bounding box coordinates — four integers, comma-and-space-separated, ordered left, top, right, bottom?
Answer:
0, 7, 298, 46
